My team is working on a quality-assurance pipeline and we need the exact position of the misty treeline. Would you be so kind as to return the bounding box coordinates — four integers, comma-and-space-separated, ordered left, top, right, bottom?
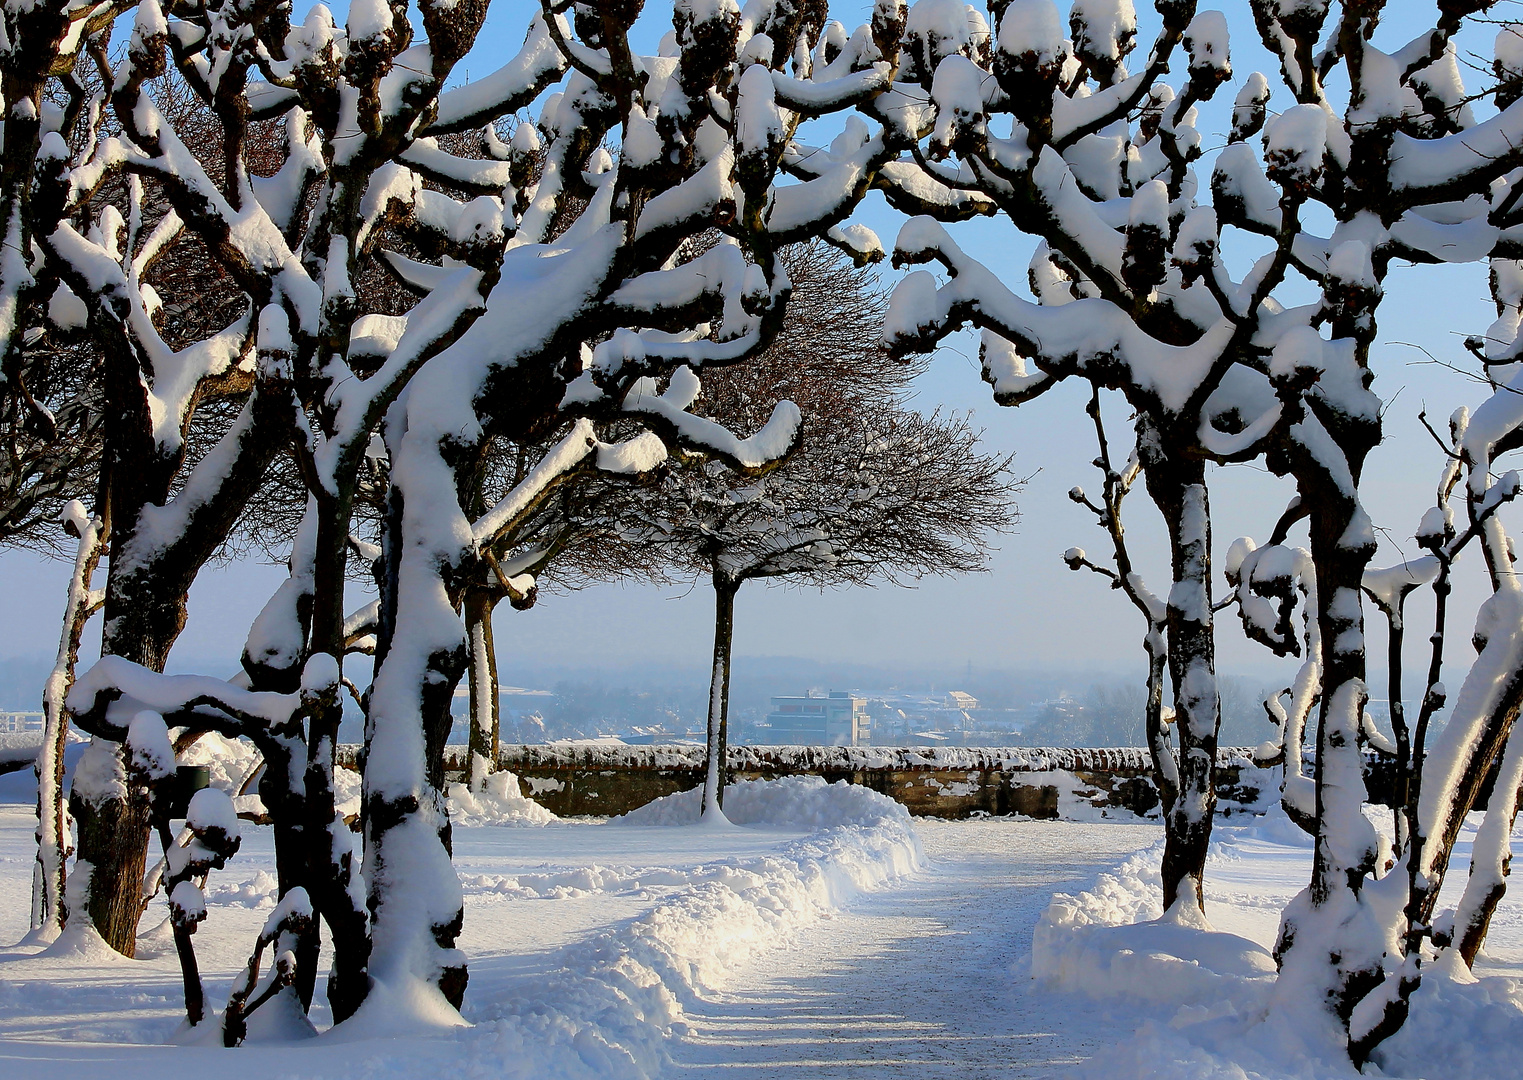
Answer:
1, 0, 1523, 1067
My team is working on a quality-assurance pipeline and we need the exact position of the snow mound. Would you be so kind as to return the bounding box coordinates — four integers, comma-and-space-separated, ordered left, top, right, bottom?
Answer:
1033, 842, 1277, 1008
461, 862, 696, 900
1373, 954, 1523, 1080
1075, 962, 1523, 1080
1230, 802, 1315, 848
206, 869, 280, 908
447, 770, 556, 827
39, 920, 128, 962
612, 774, 911, 829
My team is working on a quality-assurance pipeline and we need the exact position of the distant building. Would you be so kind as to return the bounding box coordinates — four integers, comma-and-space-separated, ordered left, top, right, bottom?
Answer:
862, 691, 981, 745
759, 690, 869, 746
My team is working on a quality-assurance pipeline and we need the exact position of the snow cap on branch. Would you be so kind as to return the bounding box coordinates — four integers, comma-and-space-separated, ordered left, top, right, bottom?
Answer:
126, 710, 175, 782
1231, 72, 1270, 143
1069, 0, 1137, 75
1182, 10, 1231, 97
996, 0, 1067, 81
1263, 104, 1327, 193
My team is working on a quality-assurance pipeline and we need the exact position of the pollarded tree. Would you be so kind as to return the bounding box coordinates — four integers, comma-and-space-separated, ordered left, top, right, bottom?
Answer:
856, 0, 1523, 1057
876, 0, 1251, 915
61, 0, 923, 1029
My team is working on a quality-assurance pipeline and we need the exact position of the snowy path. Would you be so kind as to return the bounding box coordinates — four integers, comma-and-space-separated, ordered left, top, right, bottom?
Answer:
669, 818, 1158, 1080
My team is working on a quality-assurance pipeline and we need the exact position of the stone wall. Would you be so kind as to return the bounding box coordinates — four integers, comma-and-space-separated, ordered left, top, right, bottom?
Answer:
406, 744, 1282, 821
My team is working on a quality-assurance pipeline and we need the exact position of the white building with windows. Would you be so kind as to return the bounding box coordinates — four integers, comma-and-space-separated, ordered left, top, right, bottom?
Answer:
760, 691, 869, 746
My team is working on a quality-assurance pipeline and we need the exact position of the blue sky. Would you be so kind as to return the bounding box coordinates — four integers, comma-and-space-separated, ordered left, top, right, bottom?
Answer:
2, 2, 1515, 694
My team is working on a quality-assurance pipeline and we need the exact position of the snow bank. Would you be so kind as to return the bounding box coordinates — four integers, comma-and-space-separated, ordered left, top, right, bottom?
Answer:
1036, 813, 1523, 1080
1032, 841, 1277, 1007
451, 778, 921, 1079
446, 770, 557, 827
177, 732, 261, 797
1376, 954, 1523, 1080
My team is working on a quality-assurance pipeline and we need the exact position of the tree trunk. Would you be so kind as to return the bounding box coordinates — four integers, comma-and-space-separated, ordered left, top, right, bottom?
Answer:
304, 663, 371, 1024
254, 732, 319, 1008
703, 574, 740, 818
1142, 444, 1219, 912
363, 482, 470, 1013
290, 481, 372, 1023
1453, 731, 1523, 966
465, 589, 501, 788
69, 580, 184, 955
1142, 632, 1178, 822
155, 819, 205, 1026
31, 508, 106, 941
69, 759, 152, 956
1273, 460, 1385, 1035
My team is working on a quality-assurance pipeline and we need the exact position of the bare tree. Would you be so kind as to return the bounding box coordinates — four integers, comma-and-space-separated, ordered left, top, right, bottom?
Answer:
595, 243, 1015, 815
652, 405, 1017, 817
1060, 388, 1176, 828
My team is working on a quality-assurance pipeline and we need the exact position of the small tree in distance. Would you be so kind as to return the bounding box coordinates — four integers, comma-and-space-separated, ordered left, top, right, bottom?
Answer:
614, 243, 1019, 819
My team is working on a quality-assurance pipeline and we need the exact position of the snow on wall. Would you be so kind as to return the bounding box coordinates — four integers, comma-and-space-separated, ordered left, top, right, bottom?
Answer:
482, 743, 1257, 773
333, 744, 1277, 821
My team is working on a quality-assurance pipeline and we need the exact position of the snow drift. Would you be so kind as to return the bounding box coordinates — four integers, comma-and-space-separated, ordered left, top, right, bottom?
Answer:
462, 778, 920, 1076
1033, 813, 1523, 1080
1033, 841, 1277, 1008
613, 773, 911, 829
446, 770, 556, 827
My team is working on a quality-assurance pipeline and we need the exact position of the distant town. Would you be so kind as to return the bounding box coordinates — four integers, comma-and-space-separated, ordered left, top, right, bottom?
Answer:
439, 676, 1353, 750
449, 685, 1025, 748
0, 653, 1379, 751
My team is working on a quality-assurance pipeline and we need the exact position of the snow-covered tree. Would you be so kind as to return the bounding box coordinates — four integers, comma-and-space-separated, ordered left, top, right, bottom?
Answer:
44, 0, 919, 1031
847, 0, 1523, 1057
875, 0, 1245, 914
0, 1, 123, 946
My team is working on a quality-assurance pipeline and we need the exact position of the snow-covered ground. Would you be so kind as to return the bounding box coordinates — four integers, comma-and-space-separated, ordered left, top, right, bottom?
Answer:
0, 777, 1518, 1079
668, 816, 1159, 1078
0, 776, 927, 1078
1034, 810, 1523, 1080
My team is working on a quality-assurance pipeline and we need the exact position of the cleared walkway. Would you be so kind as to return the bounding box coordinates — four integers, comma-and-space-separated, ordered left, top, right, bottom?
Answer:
669, 818, 1158, 1079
